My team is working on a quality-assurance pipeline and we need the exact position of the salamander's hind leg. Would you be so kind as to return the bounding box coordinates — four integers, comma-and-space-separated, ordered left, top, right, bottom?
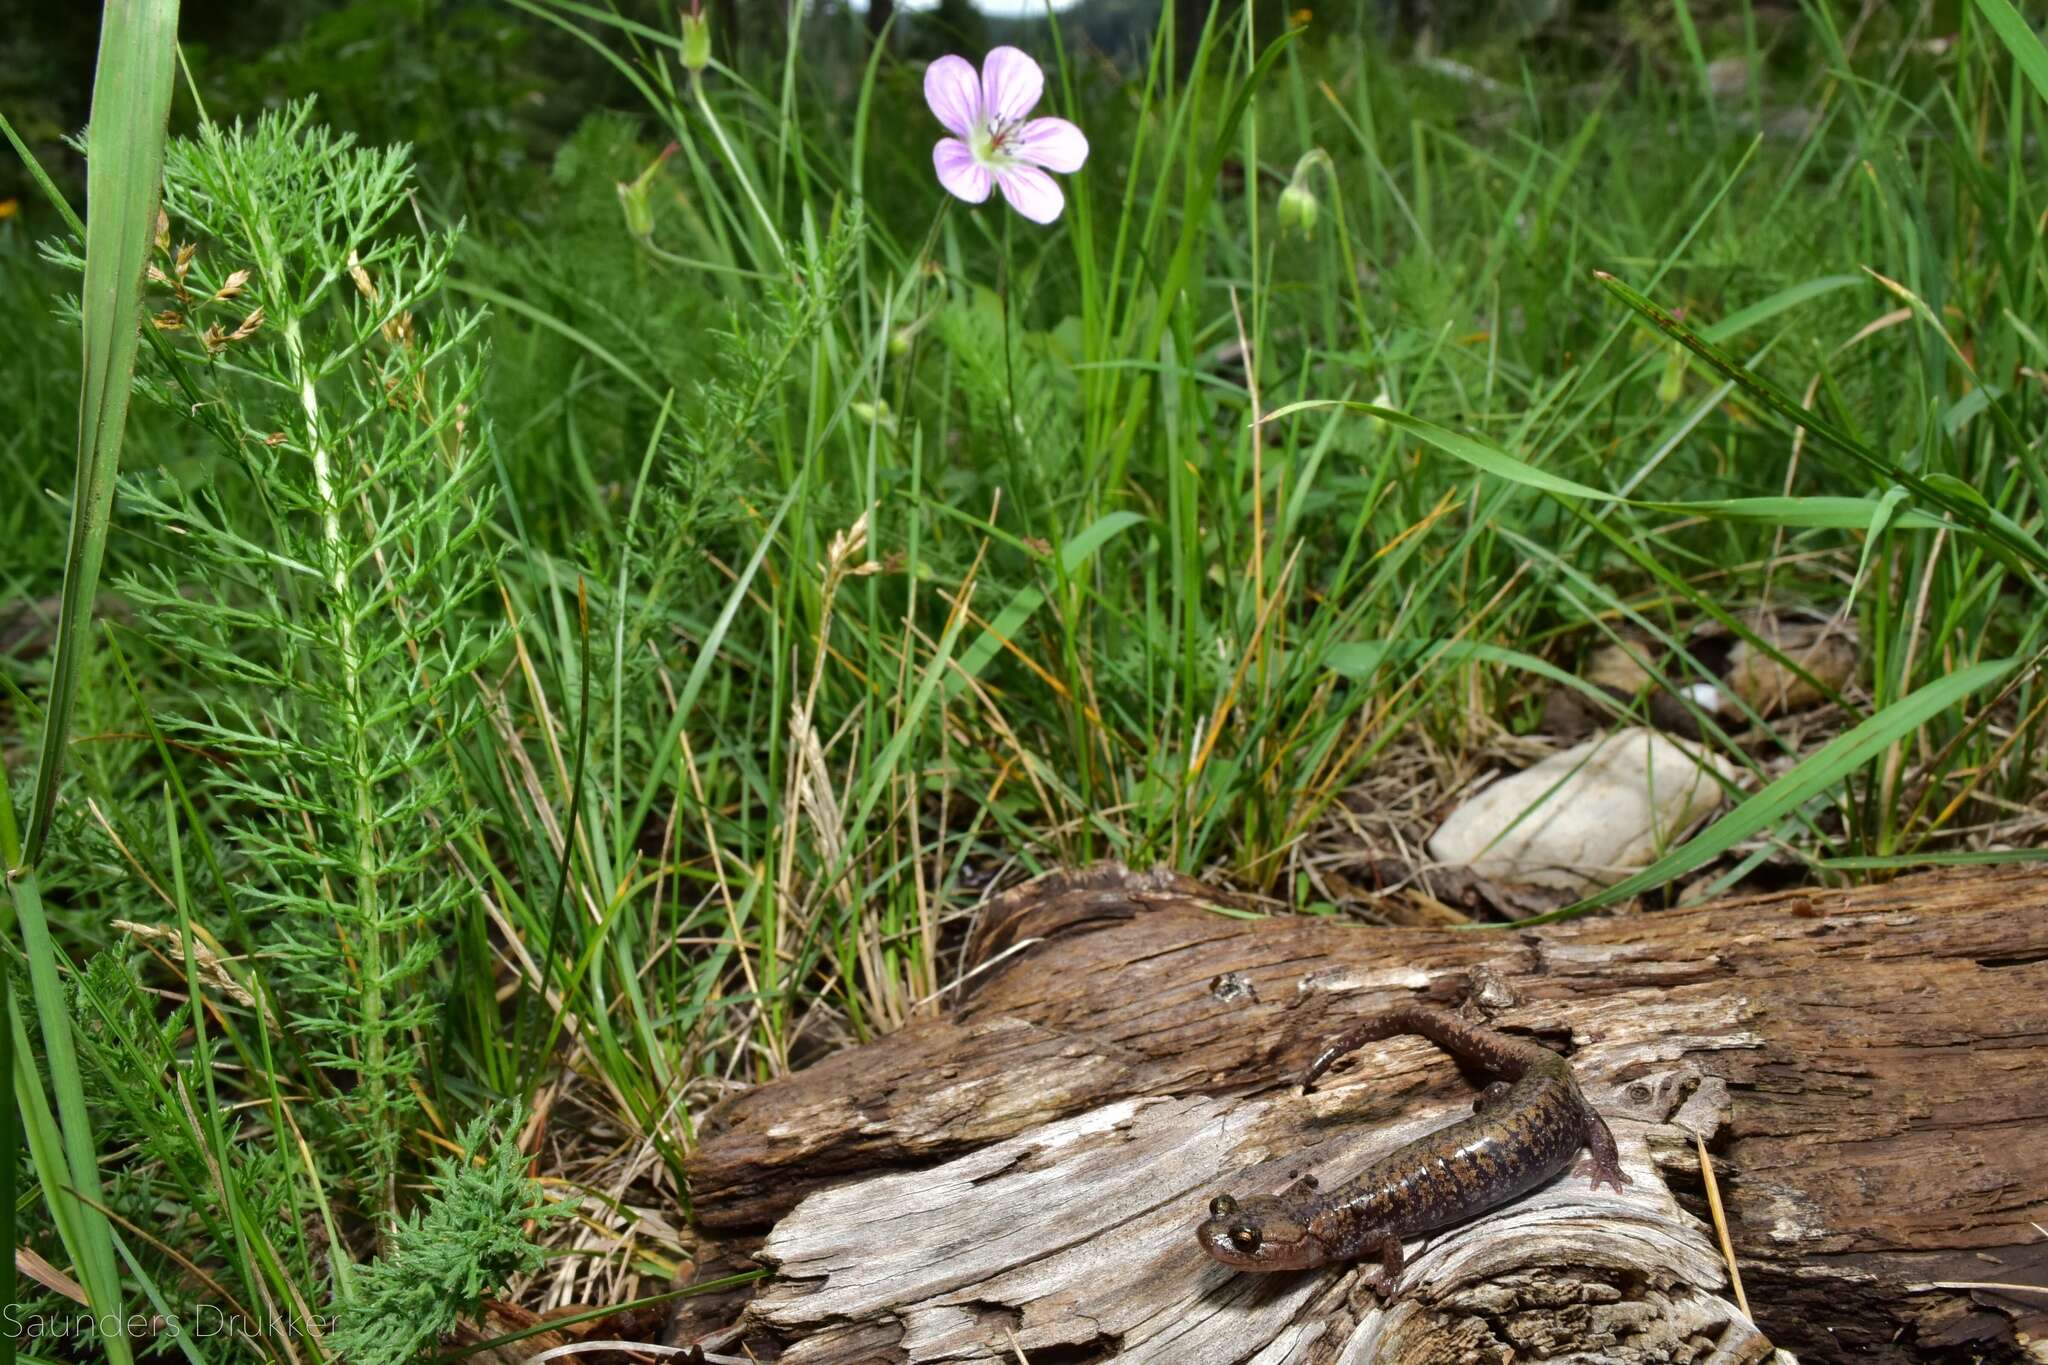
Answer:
1576, 1106, 1631, 1190
1359, 1235, 1405, 1299
1470, 1079, 1514, 1114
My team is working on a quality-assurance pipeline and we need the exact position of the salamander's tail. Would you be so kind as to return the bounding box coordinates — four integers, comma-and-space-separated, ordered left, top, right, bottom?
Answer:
1301, 1001, 1561, 1093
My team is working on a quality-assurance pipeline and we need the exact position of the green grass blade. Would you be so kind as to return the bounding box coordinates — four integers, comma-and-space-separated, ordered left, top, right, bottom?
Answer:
3, 6, 179, 1358
1058, 511, 1148, 574
1594, 270, 2048, 575
948, 513, 1146, 693
7, 977, 83, 1277
1638, 496, 1950, 531
1699, 275, 1865, 341
444, 278, 668, 405
1327, 640, 1587, 695
22, 0, 181, 866
624, 483, 800, 847
1263, 400, 1620, 502
1103, 23, 1299, 488
1670, 0, 1713, 103
1819, 849, 2048, 871
109, 1232, 209, 1365
1, 774, 133, 1365
0, 967, 11, 1356
1972, 0, 2048, 106
1506, 657, 2019, 927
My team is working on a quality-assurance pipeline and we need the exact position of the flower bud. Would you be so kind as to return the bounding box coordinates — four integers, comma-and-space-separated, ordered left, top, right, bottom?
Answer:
1278, 180, 1319, 238
851, 399, 898, 436
616, 142, 679, 242
1657, 340, 1688, 404
1279, 148, 1331, 240
681, 4, 712, 73
617, 179, 654, 240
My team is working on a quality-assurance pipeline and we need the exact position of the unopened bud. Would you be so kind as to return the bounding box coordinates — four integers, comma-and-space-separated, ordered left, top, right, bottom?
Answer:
1280, 148, 1332, 239
617, 142, 679, 242
682, 5, 712, 73
1658, 340, 1688, 404
617, 179, 655, 240
851, 399, 898, 436
1278, 181, 1319, 238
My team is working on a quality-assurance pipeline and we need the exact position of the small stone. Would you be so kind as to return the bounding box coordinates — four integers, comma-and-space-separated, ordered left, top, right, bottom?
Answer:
1718, 611, 1857, 718
1427, 727, 1737, 892
1584, 639, 1658, 695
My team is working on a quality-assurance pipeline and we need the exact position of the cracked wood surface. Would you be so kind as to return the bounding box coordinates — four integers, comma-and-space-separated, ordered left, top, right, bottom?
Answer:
685, 865, 2048, 1362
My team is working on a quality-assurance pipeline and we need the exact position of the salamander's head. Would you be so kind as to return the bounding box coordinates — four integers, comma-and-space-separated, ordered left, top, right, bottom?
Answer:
1196, 1193, 1330, 1271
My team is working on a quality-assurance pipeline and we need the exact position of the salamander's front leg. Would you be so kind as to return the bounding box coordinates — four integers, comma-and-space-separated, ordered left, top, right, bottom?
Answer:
1577, 1106, 1631, 1191
1359, 1234, 1405, 1298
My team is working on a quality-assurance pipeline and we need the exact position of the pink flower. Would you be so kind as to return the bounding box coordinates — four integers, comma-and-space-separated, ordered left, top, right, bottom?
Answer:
924, 47, 1089, 225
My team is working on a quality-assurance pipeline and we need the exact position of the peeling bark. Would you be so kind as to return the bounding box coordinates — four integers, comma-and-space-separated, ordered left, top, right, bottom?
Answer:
686, 866, 2048, 1362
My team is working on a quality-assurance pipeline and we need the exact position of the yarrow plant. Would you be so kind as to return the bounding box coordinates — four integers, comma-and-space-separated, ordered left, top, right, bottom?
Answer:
924, 46, 1088, 224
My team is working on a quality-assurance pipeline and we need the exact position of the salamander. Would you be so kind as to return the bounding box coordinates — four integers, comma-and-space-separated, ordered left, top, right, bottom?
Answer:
1196, 1002, 1630, 1294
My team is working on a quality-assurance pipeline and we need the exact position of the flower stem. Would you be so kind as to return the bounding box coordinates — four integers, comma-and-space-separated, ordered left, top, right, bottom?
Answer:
691, 70, 786, 268
889, 200, 951, 421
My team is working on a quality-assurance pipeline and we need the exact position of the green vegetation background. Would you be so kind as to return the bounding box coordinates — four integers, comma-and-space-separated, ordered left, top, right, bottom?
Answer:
2, 1, 2043, 1359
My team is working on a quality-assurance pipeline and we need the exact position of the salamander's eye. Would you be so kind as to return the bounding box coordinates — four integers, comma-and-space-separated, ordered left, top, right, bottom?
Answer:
1228, 1225, 1261, 1254
1208, 1194, 1238, 1218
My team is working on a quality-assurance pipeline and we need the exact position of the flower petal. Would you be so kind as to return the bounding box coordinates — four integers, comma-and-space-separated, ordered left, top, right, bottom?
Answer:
924, 55, 983, 139
1008, 117, 1088, 174
934, 138, 993, 204
995, 163, 1065, 224
980, 45, 1043, 126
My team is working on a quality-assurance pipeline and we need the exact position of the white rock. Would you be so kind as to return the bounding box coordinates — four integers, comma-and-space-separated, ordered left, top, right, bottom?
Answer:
1428, 727, 1737, 891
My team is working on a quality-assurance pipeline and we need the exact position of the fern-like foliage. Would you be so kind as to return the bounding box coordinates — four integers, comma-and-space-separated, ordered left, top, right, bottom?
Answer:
326, 1106, 567, 1365
87, 98, 499, 1222
629, 204, 866, 633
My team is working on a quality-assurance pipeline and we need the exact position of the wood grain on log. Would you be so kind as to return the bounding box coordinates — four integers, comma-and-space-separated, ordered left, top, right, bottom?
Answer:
685, 865, 2048, 1363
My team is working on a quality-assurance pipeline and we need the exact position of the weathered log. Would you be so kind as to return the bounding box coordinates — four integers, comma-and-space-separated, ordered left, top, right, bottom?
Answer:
684, 865, 2048, 1362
